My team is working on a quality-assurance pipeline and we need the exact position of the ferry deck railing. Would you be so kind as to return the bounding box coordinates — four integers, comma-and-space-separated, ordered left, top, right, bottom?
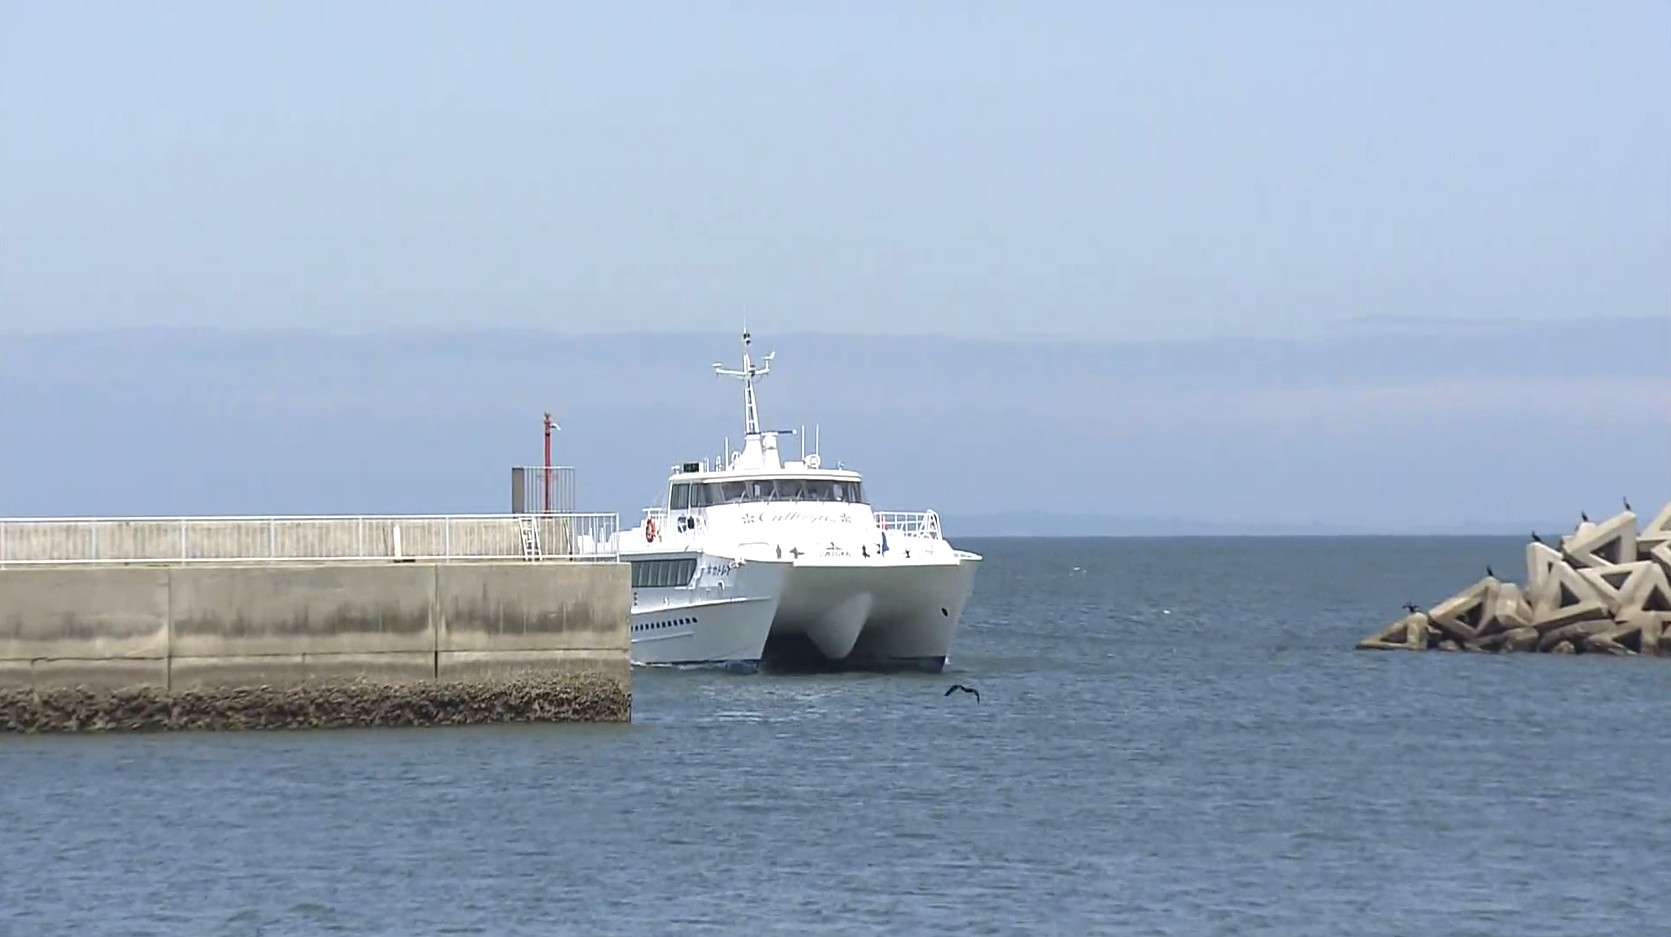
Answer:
0, 513, 620, 566
874, 510, 943, 539
638, 506, 944, 541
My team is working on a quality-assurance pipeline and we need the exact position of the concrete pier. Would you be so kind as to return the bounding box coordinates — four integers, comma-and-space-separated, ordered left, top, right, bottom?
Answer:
1358, 500, 1671, 656
0, 513, 630, 731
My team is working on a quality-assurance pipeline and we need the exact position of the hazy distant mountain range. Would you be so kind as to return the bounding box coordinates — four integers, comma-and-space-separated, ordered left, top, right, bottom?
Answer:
0, 317, 1666, 535
941, 512, 1592, 538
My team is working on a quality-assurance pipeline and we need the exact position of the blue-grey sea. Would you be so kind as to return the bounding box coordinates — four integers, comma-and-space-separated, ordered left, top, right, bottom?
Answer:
5, 536, 1671, 936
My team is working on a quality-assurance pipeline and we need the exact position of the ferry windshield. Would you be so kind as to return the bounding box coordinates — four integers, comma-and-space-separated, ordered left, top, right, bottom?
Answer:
672, 478, 865, 508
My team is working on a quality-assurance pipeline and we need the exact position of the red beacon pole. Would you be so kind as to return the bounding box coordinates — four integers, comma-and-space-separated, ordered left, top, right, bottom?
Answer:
542, 411, 556, 514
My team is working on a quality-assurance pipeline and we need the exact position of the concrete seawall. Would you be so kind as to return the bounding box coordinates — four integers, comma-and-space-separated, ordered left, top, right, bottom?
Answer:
0, 560, 630, 731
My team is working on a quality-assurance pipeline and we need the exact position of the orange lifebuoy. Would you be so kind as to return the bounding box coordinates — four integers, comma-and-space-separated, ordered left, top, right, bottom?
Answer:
645, 517, 658, 541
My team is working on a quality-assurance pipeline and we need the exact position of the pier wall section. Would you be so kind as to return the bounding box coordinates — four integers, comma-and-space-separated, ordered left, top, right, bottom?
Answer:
0, 558, 630, 730
436, 563, 630, 683
0, 566, 172, 691
166, 564, 442, 690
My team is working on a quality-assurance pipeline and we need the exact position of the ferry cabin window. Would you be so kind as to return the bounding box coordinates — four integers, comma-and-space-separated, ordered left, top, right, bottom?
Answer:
670, 484, 692, 510
631, 557, 697, 588
687, 479, 865, 504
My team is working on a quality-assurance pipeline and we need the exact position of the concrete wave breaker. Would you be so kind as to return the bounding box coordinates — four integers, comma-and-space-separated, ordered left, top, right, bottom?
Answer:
1358, 501, 1671, 656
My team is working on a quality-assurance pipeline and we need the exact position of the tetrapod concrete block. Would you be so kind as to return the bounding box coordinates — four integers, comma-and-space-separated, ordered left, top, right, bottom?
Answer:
1562, 510, 1638, 570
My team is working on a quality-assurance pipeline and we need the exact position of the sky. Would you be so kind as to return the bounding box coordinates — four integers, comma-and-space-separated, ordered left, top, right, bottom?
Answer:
2, 2, 1667, 341
0, 4, 1667, 532
0, 321, 1666, 535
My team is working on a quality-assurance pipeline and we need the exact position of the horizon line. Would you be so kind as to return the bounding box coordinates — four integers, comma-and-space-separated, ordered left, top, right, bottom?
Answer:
946, 530, 1567, 539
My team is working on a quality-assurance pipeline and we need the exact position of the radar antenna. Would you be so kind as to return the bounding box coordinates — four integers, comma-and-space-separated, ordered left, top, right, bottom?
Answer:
712, 326, 774, 437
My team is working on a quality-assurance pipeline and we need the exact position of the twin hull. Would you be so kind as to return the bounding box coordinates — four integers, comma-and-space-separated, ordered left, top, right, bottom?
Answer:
628, 545, 980, 673
768, 554, 980, 671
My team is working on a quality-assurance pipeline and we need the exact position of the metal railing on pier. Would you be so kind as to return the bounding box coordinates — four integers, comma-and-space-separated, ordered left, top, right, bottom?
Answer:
0, 513, 620, 566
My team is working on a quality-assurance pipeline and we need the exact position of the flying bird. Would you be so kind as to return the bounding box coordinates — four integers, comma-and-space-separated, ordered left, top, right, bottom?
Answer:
944, 684, 981, 703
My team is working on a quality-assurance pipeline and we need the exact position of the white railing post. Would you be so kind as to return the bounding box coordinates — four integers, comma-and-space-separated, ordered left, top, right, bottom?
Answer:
0, 512, 625, 565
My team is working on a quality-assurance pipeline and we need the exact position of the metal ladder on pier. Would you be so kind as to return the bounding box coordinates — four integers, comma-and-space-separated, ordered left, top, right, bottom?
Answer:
517, 515, 542, 561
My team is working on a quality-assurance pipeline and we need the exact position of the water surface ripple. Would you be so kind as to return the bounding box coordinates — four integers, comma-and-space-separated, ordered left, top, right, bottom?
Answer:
5, 536, 1670, 935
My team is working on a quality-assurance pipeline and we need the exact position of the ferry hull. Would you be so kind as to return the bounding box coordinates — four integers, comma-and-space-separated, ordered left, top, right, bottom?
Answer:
766, 552, 980, 671
631, 595, 781, 672
845, 552, 981, 671
629, 555, 790, 671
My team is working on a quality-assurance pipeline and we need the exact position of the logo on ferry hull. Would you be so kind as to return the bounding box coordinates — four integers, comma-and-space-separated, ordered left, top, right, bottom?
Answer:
737, 509, 856, 525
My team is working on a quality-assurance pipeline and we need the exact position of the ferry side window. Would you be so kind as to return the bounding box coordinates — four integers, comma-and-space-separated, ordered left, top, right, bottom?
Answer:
722, 482, 747, 503
670, 484, 691, 511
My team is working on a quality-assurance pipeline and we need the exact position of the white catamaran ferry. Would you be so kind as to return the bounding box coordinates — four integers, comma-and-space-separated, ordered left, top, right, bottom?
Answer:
618, 329, 982, 673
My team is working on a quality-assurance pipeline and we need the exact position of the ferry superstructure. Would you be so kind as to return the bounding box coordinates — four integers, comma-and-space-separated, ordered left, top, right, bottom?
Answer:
617, 329, 981, 672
